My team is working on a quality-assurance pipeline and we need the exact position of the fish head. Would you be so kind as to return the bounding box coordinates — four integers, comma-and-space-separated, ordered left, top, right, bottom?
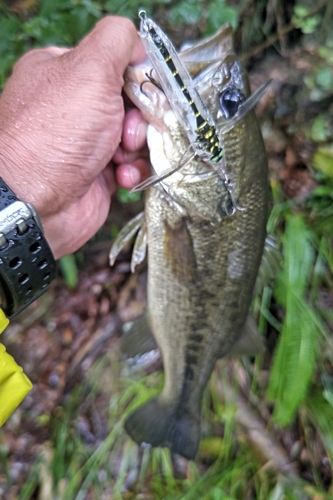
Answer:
124, 25, 254, 153
123, 24, 256, 224
194, 54, 251, 123
124, 22, 248, 129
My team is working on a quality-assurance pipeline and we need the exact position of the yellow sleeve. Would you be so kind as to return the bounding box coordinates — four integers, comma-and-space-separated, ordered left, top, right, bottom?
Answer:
0, 309, 33, 426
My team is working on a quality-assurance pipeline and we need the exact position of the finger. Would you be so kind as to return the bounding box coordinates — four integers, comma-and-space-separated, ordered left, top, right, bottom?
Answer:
13, 47, 70, 71
113, 144, 149, 165
43, 175, 112, 259
75, 17, 146, 86
122, 108, 148, 152
115, 159, 151, 189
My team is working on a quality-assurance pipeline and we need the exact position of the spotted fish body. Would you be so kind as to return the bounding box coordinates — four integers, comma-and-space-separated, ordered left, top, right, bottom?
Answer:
111, 17, 269, 459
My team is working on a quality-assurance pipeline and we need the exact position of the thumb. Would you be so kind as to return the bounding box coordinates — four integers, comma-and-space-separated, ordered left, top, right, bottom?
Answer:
73, 16, 146, 86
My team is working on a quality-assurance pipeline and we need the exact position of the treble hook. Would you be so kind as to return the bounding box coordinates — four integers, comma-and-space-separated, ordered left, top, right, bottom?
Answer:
140, 69, 164, 98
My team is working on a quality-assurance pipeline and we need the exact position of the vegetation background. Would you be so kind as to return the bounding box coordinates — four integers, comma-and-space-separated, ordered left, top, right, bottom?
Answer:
0, 0, 332, 498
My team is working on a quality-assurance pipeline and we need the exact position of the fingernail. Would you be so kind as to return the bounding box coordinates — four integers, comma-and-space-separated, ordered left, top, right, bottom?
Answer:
129, 166, 141, 185
135, 122, 147, 150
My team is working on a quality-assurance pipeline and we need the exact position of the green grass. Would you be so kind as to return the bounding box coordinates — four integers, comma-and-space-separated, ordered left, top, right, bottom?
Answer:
14, 350, 333, 499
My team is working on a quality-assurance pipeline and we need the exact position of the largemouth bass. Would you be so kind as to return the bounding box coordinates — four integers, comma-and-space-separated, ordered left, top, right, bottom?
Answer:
111, 14, 271, 460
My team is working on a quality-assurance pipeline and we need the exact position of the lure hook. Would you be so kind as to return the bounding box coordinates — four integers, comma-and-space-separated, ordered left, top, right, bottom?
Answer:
140, 69, 164, 98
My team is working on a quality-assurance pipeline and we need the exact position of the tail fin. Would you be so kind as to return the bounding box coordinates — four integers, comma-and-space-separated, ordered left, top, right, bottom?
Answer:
125, 397, 200, 460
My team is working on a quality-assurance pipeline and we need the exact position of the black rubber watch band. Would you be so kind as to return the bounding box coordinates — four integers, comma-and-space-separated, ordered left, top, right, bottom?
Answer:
0, 178, 56, 318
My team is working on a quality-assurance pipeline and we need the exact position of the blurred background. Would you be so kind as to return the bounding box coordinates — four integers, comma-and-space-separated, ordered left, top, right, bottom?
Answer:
0, 0, 332, 498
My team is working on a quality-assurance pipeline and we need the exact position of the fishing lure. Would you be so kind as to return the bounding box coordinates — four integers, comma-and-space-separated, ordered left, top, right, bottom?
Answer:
139, 10, 224, 164
134, 10, 270, 215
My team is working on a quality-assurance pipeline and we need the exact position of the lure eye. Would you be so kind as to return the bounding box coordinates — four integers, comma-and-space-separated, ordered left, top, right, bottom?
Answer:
219, 88, 246, 118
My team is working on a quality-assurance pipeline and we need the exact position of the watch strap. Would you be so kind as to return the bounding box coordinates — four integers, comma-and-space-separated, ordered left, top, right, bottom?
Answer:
0, 179, 56, 318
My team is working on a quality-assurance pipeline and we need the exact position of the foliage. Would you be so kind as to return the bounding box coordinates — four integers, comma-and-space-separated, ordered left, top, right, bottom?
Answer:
14, 357, 320, 499
168, 0, 238, 32
0, 0, 241, 90
59, 254, 79, 288
267, 214, 321, 426
205, 0, 238, 33
0, 0, 104, 88
292, 5, 321, 34
117, 187, 141, 204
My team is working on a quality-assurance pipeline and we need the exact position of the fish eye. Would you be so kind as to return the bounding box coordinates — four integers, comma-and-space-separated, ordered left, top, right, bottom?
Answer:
219, 87, 246, 118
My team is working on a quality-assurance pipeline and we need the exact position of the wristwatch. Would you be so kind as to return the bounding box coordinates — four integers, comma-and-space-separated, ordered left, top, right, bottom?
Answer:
0, 178, 56, 318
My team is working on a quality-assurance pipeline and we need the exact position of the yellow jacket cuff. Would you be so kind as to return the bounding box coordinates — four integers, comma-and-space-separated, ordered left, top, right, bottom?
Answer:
0, 309, 33, 426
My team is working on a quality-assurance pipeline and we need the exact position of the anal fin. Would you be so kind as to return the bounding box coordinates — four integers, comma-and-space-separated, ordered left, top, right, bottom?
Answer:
121, 313, 158, 360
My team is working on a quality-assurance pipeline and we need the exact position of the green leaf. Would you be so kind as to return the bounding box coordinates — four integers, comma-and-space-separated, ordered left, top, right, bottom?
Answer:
206, 2, 238, 33
169, 0, 203, 26
0, 15, 26, 88
292, 5, 321, 34
23, 17, 50, 40
105, 0, 155, 18
315, 67, 333, 91
59, 254, 79, 288
310, 115, 330, 143
318, 45, 333, 65
293, 5, 309, 18
313, 145, 333, 176
117, 187, 142, 203
268, 214, 319, 426
306, 392, 333, 464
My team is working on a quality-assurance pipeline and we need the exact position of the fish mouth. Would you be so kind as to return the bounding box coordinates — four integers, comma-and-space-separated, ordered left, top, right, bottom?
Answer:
124, 61, 171, 124
125, 49, 250, 132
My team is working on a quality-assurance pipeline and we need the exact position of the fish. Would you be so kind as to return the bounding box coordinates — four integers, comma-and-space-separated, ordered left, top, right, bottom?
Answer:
110, 13, 274, 460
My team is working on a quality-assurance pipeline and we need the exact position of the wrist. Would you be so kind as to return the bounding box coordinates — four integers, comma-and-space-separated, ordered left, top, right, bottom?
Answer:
0, 130, 41, 211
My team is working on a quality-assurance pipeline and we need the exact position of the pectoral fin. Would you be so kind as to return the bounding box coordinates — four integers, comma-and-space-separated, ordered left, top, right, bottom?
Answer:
228, 314, 265, 357
164, 218, 197, 285
131, 221, 148, 272
109, 212, 145, 268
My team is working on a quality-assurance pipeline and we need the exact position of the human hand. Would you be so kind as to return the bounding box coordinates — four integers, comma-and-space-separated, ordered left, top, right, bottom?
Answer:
0, 16, 149, 259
